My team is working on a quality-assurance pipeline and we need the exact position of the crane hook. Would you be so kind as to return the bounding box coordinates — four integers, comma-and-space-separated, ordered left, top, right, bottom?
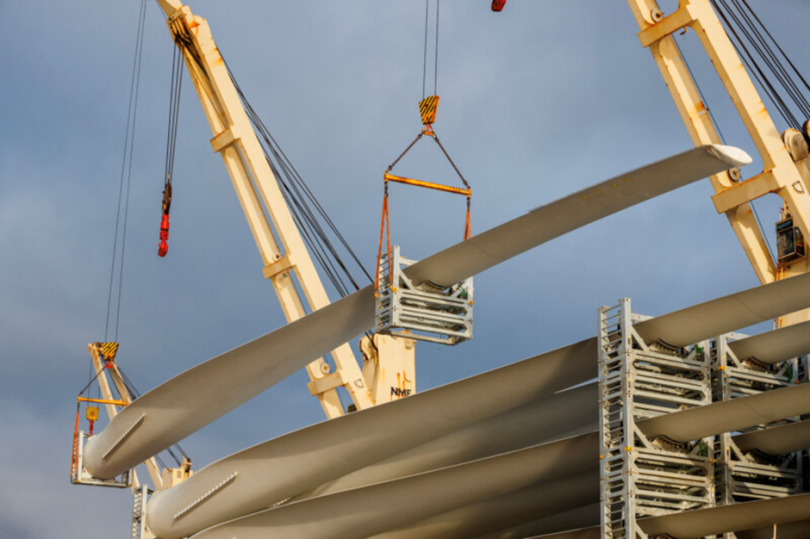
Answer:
158, 184, 172, 257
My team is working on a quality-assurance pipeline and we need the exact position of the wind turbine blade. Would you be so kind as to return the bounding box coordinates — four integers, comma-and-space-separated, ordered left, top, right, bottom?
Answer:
640, 493, 810, 538
189, 434, 601, 539
728, 320, 810, 364
175, 383, 810, 539
146, 328, 810, 537
369, 472, 599, 539
296, 383, 597, 502
406, 145, 751, 288
361, 386, 810, 539
529, 494, 810, 538
632, 274, 810, 348
734, 419, 810, 456
638, 382, 810, 442
472, 505, 599, 539
86, 144, 746, 480
735, 520, 810, 539
146, 381, 598, 539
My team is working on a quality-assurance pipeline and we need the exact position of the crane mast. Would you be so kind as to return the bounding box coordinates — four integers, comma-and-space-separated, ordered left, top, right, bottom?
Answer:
626, 0, 810, 326
155, 0, 414, 419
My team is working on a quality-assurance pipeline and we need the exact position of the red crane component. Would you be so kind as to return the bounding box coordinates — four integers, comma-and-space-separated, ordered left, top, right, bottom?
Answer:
158, 214, 170, 257
158, 184, 172, 257
491, 0, 507, 12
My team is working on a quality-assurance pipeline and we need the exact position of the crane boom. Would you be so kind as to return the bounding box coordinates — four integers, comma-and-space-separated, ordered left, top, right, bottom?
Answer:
626, 0, 810, 326
156, 1, 390, 418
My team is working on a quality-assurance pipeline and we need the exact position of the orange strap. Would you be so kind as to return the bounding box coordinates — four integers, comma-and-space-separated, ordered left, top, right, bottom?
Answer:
464, 196, 471, 241
71, 404, 81, 478
374, 190, 392, 296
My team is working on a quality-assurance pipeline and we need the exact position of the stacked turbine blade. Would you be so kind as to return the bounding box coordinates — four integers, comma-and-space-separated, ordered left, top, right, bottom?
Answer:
527, 493, 810, 539
146, 270, 810, 538
180, 383, 810, 539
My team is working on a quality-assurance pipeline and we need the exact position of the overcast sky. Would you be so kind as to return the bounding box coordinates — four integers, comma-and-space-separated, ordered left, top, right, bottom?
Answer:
1, 1, 807, 537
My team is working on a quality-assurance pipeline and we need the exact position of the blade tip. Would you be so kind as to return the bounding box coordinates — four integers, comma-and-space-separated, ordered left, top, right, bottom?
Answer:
707, 144, 753, 168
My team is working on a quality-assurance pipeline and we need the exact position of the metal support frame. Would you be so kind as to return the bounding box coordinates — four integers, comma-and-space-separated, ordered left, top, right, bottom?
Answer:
132, 484, 156, 539
71, 431, 132, 488
626, 0, 810, 327
375, 246, 473, 346
599, 298, 714, 539
712, 334, 804, 508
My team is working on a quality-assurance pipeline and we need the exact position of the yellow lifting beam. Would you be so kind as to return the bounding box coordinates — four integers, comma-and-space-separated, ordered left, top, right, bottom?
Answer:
384, 173, 471, 198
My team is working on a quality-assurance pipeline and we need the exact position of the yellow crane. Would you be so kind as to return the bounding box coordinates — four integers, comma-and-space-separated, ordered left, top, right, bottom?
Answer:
626, 0, 810, 327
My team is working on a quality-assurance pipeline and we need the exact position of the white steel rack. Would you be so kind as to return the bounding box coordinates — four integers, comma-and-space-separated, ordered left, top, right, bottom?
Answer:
132, 484, 155, 539
598, 298, 714, 539
375, 246, 473, 346
712, 333, 805, 511
71, 431, 132, 489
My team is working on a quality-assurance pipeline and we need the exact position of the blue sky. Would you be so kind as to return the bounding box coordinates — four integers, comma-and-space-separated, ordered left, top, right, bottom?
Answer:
1, 1, 807, 537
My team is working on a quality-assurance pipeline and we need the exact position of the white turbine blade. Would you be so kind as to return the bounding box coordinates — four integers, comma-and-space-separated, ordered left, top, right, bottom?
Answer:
728, 320, 810, 364
734, 419, 810, 456
168, 384, 807, 539
406, 144, 751, 288
530, 494, 810, 538
735, 520, 810, 539
145, 346, 595, 539
306, 316, 810, 500
367, 389, 810, 539
639, 382, 810, 442
296, 383, 597, 502
633, 274, 810, 348
146, 322, 810, 538
189, 433, 601, 539
640, 493, 810, 538
473, 504, 600, 539
84, 144, 748, 480
369, 472, 599, 539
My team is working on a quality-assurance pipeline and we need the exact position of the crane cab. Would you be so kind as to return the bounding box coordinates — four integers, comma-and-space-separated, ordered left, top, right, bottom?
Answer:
776, 217, 806, 265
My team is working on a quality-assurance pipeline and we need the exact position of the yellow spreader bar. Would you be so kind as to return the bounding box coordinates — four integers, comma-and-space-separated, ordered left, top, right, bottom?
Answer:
385, 173, 471, 197
77, 396, 130, 407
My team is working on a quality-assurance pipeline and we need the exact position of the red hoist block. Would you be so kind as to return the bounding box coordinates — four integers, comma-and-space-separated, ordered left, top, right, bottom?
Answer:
491, 0, 507, 12
158, 213, 170, 257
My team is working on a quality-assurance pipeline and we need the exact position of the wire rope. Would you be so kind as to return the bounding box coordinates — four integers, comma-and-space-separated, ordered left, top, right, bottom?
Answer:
711, 0, 810, 129
422, 0, 429, 100
673, 31, 776, 261
104, 0, 148, 342
434, 0, 440, 96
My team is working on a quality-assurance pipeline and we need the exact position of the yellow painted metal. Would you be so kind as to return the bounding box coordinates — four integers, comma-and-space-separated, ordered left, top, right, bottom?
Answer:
385, 173, 471, 197
419, 95, 440, 125
626, 0, 810, 325
158, 2, 417, 417
360, 332, 417, 405
78, 397, 129, 408
85, 406, 100, 421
